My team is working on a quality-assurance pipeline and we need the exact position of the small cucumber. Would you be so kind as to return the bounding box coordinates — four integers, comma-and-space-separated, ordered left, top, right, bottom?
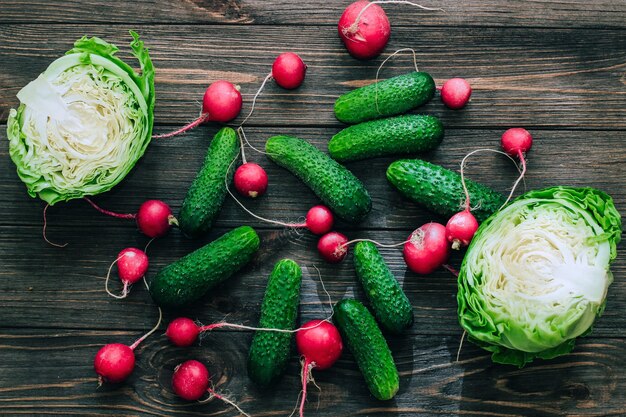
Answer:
265, 135, 371, 223
387, 159, 505, 223
353, 242, 413, 334
178, 127, 239, 237
149, 226, 260, 307
329, 115, 444, 162
334, 299, 399, 400
334, 72, 436, 124
248, 259, 302, 386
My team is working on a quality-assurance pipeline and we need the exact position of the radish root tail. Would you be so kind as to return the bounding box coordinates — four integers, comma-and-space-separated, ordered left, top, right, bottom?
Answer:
42, 204, 68, 248
152, 113, 210, 139
206, 386, 251, 417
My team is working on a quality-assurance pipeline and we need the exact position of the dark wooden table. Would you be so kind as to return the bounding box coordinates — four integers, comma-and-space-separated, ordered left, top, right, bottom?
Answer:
1, 1, 625, 416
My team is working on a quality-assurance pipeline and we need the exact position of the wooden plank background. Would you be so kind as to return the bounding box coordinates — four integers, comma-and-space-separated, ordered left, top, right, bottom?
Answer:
1, 1, 625, 416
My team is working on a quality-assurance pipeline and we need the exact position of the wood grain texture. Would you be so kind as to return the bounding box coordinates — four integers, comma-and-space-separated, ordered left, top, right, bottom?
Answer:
1, 0, 626, 28
1, 25, 626, 128
0, 329, 624, 416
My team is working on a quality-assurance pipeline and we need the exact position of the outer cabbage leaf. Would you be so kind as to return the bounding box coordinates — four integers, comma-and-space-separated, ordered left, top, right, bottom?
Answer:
7, 31, 155, 205
457, 186, 621, 367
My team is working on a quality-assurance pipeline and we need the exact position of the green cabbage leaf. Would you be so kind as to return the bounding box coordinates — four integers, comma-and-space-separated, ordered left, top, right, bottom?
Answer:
7, 31, 155, 205
458, 186, 622, 367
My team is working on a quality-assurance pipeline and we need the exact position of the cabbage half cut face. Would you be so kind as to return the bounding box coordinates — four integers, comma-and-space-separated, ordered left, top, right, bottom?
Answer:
458, 186, 621, 367
7, 32, 155, 205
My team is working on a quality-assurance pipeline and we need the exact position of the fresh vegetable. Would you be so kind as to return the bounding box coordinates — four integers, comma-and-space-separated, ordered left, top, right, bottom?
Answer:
387, 159, 505, 222
265, 135, 372, 223
334, 72, 435, 124
272, 52, 307, 89
501, 128, 533, 157
318, 231, 349, 263
248, 259, 302, 386
136, 200, 178, 238
440, 78, 472, 109
110, 247, 149, 298
178, 127, 240, 237
445, 209, 479, 250
304, 205, 334, 235
234, 162, 269, 198
166, 317, 200, 347
172, 360, 250, 415
333, 299, 399, 400
8, 32, 154, 205
458, 186, 622, 367
149, 226, 260, 307
153, 80, 242, 139
94, 308, 161, 384
329, 115, 444, 162
295, 320, 343, 416
353, 241, 413, 333
403, 223, 450, 274
338, 1, 390, 60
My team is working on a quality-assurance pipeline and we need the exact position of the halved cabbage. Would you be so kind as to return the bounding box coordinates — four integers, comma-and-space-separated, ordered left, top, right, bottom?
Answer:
7, 31, 155, 205
458, 186, 621, 367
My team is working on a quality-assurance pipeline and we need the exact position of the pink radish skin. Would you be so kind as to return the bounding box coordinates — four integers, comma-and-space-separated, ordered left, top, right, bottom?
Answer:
445, 210, 479, 250
440, 78, 472, 109
234, 163, 269, 198
318, 231, 349, 263
295, 320, 343, 417
501, 128, 533, 157
203, 80, 243, 123
172, 360, 210, 401
117, 248, 149, 284
403, 223, 450, 274
166, 317, 201, 347
272, 52, 307, 89
338, 1, 390, 60
136, 200, 177, 238
304, 205, 334, 235
94, 343, 136, 384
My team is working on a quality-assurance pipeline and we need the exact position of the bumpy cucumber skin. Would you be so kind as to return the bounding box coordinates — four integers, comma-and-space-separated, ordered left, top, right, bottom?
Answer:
334, 72, 436, 124
265, 135, 372, 223
387, 159, 505, 223
149, 226, 260, 307
248, 259, 302, 387
333, 299, 399, 401
353, 242, 413, 334
329, 115, 444, 162
178, 127, 239, 237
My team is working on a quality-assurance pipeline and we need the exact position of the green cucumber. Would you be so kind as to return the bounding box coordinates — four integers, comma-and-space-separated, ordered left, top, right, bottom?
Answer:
178, 127, 239, 237
387, 159, 505, 223
265, 135, 371, 223
149, 226, 259, 307
329, 115, 444, 162
248, 259, 302, 386
334, 72, 436, 124
333, 299, 399, 400
353, 242, 413, 334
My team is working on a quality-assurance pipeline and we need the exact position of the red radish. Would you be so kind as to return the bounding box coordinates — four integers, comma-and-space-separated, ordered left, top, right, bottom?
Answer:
440, 78, 472, 109
501, 128, 533, 157
234, 162, 269, 198
172, 360, 251, 415
403, 222, 450, 274
338, 1, 390, 60
317, 231, 349, 263
445, 210, 479, 250
136, 200, 178, 238
106, 247, 149, 298
94, 343, 135, 384
166, 317, 200, 347
304, 205, 334, 235
94, 308, 162, 384
202, 80, 243, 123
295, 320, 343, 417
152, 80, 242, 139
84, 198, 178, 238
272, 52, 307, 90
